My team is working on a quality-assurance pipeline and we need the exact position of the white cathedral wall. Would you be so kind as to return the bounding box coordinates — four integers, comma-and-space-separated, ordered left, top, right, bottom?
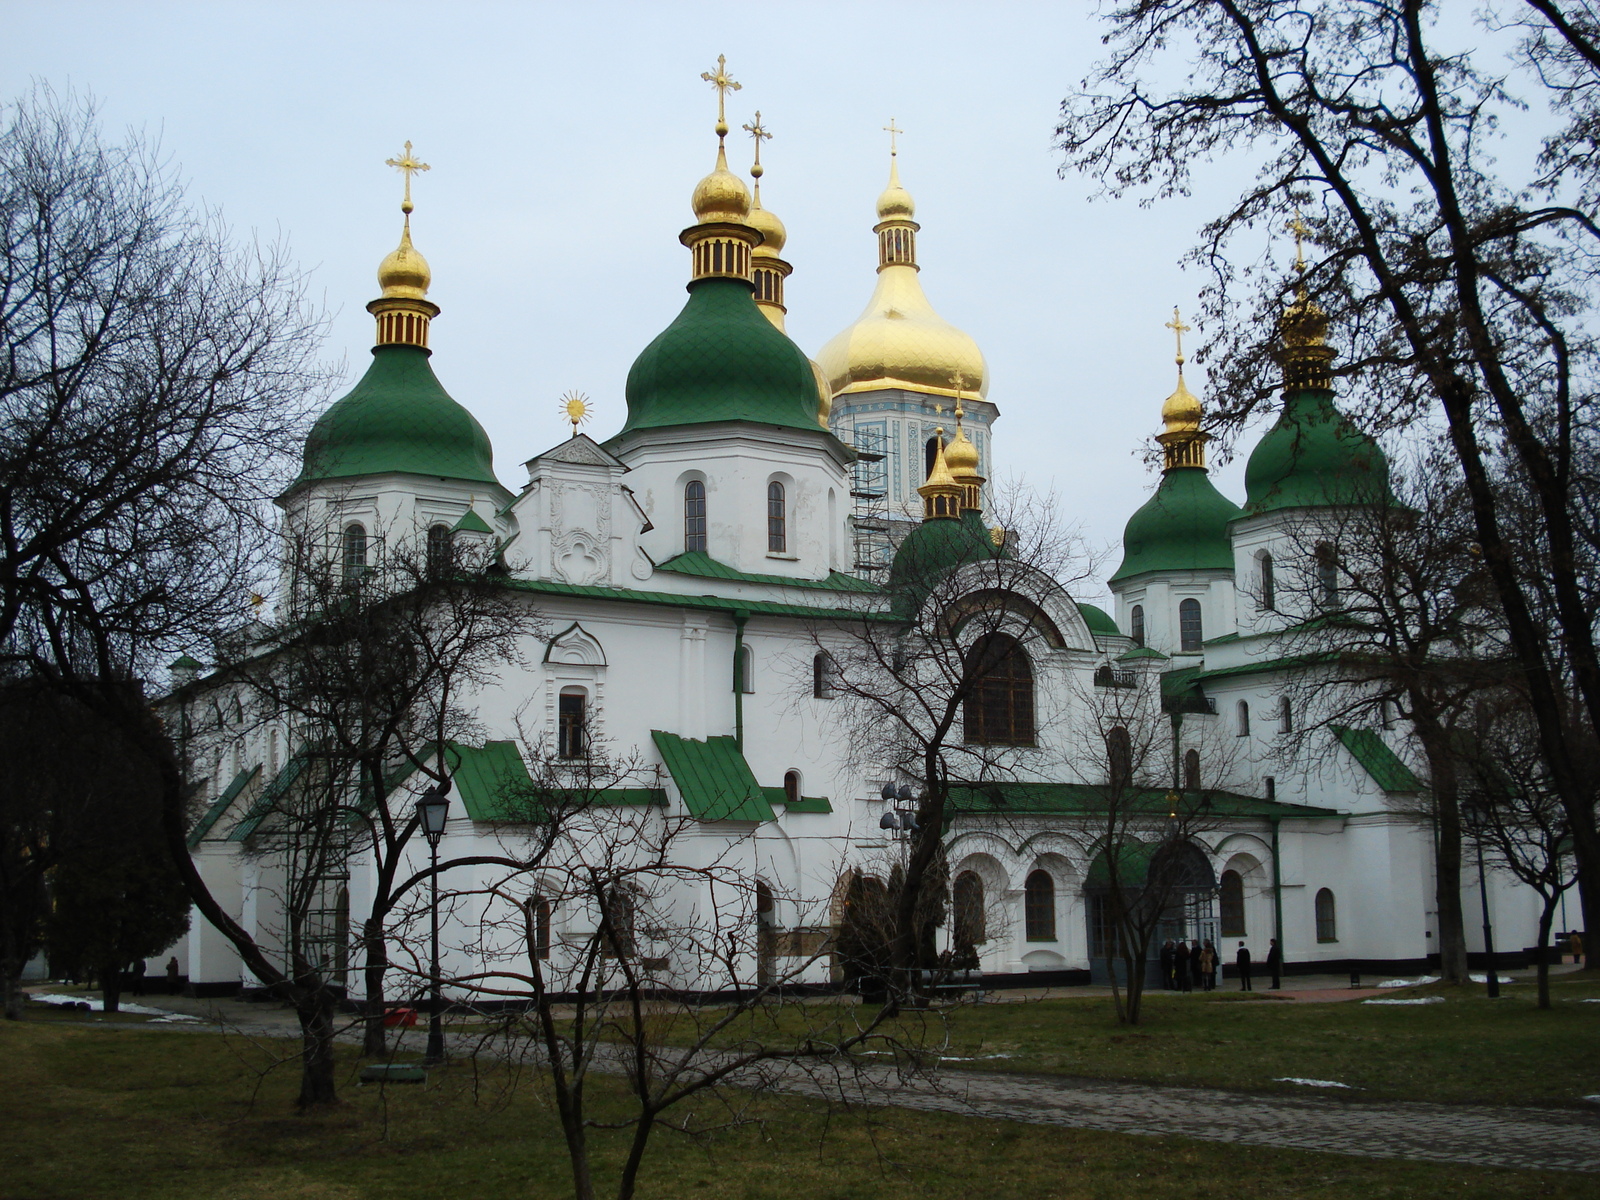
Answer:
1110, 569, 1237, 659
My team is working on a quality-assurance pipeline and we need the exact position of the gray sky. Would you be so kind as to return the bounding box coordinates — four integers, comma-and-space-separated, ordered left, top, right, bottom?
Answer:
7, 1, 1273, 600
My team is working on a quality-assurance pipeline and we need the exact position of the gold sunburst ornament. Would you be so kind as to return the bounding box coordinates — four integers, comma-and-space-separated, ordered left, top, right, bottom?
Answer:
561, 391, 591, 435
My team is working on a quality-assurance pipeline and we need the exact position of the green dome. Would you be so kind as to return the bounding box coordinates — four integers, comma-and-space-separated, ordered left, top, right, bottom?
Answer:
890, 510, 1004, 598
1110, 467, 1242, 583
618, 277, 823, 437
1076, 602, 1120, 637
1243, 389, 1391, 514
296, 345, 499, 489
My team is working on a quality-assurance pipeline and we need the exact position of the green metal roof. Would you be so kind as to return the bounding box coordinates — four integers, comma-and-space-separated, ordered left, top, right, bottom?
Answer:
1193, 653, 1334, 683
188, 765, 261, 848
1118, 646, 1169, 662
1110, 467, 1243, 583
437, 740, 533, 821
1243, 388, 1393, 515
296, 344, 500, 491
228, 755, 310, 841
1077, 602, 1120, 636
619, 277, 830, 438
504, 576, 892, 622
1331, 725, 1424, 793
453, 509, 493, 534
761, 786, 833, 813
890, 510, 1005, 595
948, 781, 1341, 821
651, 731, 775, 822
170, 653, 203, 670
655, 550, 878, 592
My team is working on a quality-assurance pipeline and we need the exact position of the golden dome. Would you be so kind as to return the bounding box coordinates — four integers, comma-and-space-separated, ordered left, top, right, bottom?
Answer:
877, 156, 915, 220
748, 194, 787, 256
810, 358, 832, 429
691, 144, 751, 224
378, 221, 431, 300
945, 422, 980, 475
1161, 374, 1202, 437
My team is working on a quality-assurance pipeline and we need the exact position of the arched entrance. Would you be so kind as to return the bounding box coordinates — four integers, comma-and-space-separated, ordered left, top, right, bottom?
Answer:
1083, 839, 1217, 985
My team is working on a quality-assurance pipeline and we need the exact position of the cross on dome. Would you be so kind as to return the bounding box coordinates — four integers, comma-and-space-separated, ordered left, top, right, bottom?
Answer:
884, 117, 902, 156
1166, 306, 1191, 371
701, 54, 741, 139
385, 140, 430, 215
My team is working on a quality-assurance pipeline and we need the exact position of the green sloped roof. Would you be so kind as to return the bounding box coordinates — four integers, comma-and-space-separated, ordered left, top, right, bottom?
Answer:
1243, 388, 1393, 514
171, 653, 203, 670
1119, 646, 1169, 662
296, 344, 500, 490
1331, 725, 1424, 793
761, 786, 833, 813
228, 755, 310, 841
1110, 467, 1243, 583
1077, 602, 1119, 636
619, 277, 828, 437
948, 781, 1340, 821
453, 509, 493, 534
651, 731, 775, 822
1085, 840, 1159, 888
504, 576, 894, 622
438, 740, 533, 821
655, 550, 879, 592
890, 510, 1005, 595
188, 765, 261, 848
1193, 653, 1334, 683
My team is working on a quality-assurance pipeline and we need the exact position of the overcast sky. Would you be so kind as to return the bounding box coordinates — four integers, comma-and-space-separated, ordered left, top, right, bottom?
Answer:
7, 1, 1292, 601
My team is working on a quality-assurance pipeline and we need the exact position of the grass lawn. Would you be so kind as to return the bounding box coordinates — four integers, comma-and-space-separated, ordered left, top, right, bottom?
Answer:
694, 971, 1600, 1107
0, 1021, 1592, 1200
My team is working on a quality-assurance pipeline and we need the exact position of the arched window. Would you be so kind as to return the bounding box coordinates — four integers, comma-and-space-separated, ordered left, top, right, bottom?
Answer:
342, 523, 368, 576
1179, 598, 1203, 652
963, 632, 1035, 746
530, 895, 552, 960
1316, 543, 1339, 607
1220, 870, 1246, 937
812, 652, 836, 699
1183, 748, 1201, 791
1107, 725, 1133, 792
783, 770, 801, 806
427, 524, 452, 574
953, 871, 986, 948
1130, 604, 1145, 648
1259, 552, 1275, 610
1279, 696, 1294, 734
268, 728, 280, 775
767, 481, 787, 553
1236, 700, 1251, 737
736, 644, 754, 694
1024, 870, 1056, 941
558, 687, 588, 759
602, 884, 637, 958
1315, 888, 1337, 943
684, 481, 707, 553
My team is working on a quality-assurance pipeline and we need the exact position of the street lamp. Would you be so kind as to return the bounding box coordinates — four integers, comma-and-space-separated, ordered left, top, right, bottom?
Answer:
1461, 796, 1500, 1000
416, 779, 452, 1063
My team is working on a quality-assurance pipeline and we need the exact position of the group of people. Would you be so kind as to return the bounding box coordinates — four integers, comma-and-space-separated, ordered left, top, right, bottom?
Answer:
1160, 937, 1282, 992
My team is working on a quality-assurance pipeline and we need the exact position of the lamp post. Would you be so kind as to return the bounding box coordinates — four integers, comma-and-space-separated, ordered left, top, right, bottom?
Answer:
1461, 796, 1500, 1000
416, 780, 451, 1063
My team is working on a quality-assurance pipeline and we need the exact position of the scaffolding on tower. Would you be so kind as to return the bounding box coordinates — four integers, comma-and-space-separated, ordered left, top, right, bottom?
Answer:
849, 425, 891, 578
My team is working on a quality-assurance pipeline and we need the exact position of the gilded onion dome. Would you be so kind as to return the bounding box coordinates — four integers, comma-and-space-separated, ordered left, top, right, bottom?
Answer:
943, 403, 985, 513
816, 148, 988, 401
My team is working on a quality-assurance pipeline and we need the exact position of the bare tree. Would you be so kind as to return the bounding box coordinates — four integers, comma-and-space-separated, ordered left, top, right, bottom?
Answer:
1057, 0, 1600, 958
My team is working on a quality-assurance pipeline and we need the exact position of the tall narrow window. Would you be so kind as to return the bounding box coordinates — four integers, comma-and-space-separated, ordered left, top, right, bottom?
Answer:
558, 689, 587, 759
1259, 552, 1275, 610
1107, 725, 1133, 792
684, 481, 707, 553
1024, 870, 1056, 941
812, 652, 836, 699
427, 524, 452, 574
767, 481, 787, 553
342, 523, 368, 577
1236, 700, 1251, 737
783, 769, 801, 806
1315, 888, 1338, 942
530, 895, 552, 960
963, 632, 1035, 746
925, 436, 940, 478
1316, 543, 1339, 607
1279, 696, 1294, 734
1184, 748, 1201, 791
735, 644, 754, 694
1179, 598, 1203, 651
1220, 870, 1246, 937
1130, 604, 1145, 648
953, 871, 986, 947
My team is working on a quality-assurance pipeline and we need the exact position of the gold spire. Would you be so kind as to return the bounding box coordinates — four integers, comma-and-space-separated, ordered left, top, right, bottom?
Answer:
944, 396, 985, 513
682, 56, 757, 283
1278, 212, 1335, 391
1157, 307, 1208, 470
370, 141, 439, 348
816, 132, 988, 401
918, 427, 963, 520
743, 110, 791, 328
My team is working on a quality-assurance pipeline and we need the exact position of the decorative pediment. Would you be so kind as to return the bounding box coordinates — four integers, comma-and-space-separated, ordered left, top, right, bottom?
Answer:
526, 433, 625, 471
543, 622, 607, 667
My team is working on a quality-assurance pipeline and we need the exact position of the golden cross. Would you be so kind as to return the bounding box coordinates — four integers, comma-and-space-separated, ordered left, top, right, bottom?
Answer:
743, 111, 771, 176
385, 141, 430, 214
884, 118, 903, 156
1165, 306, 1191, 369
1288, 210, 1311, 274
701, 55, 741, 136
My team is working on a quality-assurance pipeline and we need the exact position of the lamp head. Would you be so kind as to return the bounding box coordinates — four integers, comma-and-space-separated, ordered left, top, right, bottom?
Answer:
417, 782, 451, 846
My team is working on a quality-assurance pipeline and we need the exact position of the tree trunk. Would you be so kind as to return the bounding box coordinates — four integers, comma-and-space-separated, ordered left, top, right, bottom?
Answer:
101, 972, 121, 1015
1433, 787, 1470, 984
1536, 901, 1557, 1010
616, 1111, 657, 1200
362, 916, 388, 1057
296, 991, 340, 1110
1, 927, 24, 1020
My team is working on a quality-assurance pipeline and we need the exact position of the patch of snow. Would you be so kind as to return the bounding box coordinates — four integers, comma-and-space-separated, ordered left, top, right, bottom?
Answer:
1363, 996, 1445, 1006
1580, 998, 1600, 1003
1585, 1095, 1600, 1104
1469, 974, 1514, 984
28, 992, 194, 1019
1274, 1077, 1357, 1089
940, 1053, 1015, 1062
1375, 976, 1440, 988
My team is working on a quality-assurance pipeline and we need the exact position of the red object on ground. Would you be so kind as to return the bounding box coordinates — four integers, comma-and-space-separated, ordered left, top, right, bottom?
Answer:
382, 1006, 418, 1027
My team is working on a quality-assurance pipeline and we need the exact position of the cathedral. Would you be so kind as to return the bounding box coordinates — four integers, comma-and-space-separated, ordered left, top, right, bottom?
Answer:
169, 66, 1549, 999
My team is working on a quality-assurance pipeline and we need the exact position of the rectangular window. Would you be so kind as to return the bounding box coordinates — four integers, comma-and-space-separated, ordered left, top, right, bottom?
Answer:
767, 482, 786, 553
558, 692, 587, 759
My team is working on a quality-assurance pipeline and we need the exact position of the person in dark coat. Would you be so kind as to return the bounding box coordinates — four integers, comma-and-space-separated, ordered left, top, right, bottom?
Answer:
1159, 939, 1176, 989
1189, 939, 1203, 990
1267, 937, 1282, 990
1175, 939, 1192, 992
1236, 941, 1252, 991
165, 957, 181, 995
129, 958, 146, 997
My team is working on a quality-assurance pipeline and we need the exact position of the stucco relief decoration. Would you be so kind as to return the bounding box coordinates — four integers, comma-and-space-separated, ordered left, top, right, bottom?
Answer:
549, 481, 612, 586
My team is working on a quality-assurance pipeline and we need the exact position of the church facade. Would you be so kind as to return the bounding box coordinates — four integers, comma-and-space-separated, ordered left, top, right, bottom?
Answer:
167, 78, 1551, 999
